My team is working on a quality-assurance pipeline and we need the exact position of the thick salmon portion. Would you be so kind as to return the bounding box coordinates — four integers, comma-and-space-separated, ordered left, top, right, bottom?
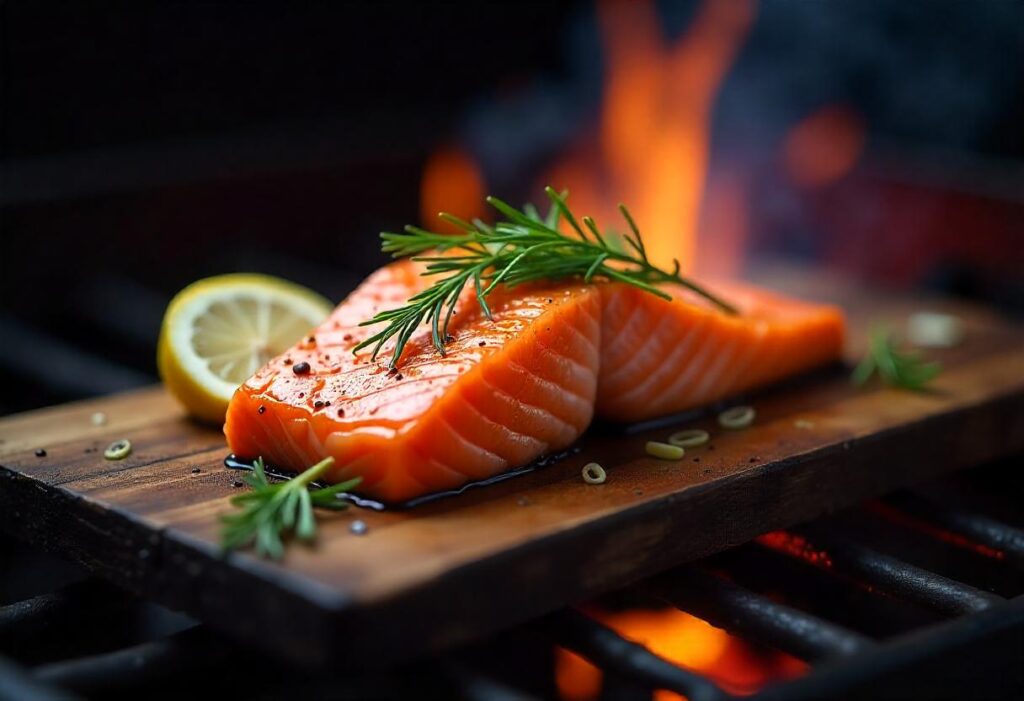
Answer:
597, 282, 844, 421
224, 260, 601, 502
224, 261, 844, 501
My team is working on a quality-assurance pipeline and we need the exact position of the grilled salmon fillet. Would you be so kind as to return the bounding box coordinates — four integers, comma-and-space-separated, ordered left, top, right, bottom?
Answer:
224, 260, 843, 501
598, 281, 844, 422
224, 260, 601, 502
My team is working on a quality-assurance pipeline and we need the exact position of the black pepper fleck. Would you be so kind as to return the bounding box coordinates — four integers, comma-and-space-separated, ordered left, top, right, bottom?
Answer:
314, 400, 325, 409
337, 408, 345, 418
307, 335, 316, 344
478, 341, 486, 347
693, 457, 700, 463
191, 467, 201, 474
547, 298, 553, 303
297, 392, 305, 398
749, 457, 759, 463
703, 468, 713, 475
283, 358, 292, 365
394, 373, 403, 381
292, 361, 311, 375
257, 405, 265, 414
34, 448, 47, 457
445, 334, 455, 342
232, 480, 244, 488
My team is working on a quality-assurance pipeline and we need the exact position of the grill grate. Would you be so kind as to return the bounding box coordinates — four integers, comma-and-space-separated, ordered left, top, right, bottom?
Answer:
2, 459, 1022, 701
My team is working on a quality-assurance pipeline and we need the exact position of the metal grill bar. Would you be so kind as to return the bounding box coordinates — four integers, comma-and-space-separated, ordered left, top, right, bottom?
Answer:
651, 566, 875, 662
0, 657, 79, 701
888, 494, 1024, 563
0, 580, 128, 646
794, 527, 1006, 615
751, 595, 1024, 701
31, 626, 221, 696
443, 661, 542, 701
537, 608, 730, 701
0, 579, 148, 665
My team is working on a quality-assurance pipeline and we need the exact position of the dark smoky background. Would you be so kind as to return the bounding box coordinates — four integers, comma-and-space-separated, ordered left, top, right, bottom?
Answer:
1, 0, 1022, 415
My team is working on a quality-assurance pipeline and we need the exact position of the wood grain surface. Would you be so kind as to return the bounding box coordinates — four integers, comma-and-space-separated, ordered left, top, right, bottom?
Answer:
2, 267, 1023, 668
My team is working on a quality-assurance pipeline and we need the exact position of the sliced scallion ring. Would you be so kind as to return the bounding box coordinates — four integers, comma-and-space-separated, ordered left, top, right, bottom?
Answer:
104, 439, 132, 460
582, 462, 606, 485
718, 405, 755, 430
645, 441, 685, 460
668, 429, 710, 448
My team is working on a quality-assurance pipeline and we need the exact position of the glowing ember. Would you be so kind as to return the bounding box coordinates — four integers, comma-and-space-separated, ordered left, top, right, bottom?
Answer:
865, 501, 1006, 561
545, 0, 756, 273
555, 607, 806, 700
756, 530, 834, 568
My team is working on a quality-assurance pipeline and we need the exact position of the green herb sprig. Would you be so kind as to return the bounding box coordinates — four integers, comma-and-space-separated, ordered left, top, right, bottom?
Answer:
355, 186, 737, 368
852, 327, 941, 390
221, 456, 361, 559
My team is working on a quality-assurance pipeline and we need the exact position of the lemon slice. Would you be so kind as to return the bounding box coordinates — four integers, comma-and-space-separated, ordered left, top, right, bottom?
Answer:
158, 274, 332, 424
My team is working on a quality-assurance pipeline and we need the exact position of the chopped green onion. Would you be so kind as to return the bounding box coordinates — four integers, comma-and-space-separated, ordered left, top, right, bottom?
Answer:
668, 429, 710, 448
906, 312, 963, 348
582, 462, 607, 484
645, 441, 685, 460
104, 439, 132, 460
718, 406, 755, 430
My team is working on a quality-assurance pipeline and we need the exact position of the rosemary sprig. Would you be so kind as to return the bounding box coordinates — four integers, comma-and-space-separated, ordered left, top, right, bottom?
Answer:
355, 186, 737, 368
220, 456, 361, 559
852, 327, 941, 390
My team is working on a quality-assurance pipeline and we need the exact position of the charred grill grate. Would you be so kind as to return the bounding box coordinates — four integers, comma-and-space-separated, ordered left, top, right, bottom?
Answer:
2, 460, 1022, 701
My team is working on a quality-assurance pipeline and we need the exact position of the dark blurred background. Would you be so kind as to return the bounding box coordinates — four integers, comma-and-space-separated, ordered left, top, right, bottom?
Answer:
2, 0, 1022, 416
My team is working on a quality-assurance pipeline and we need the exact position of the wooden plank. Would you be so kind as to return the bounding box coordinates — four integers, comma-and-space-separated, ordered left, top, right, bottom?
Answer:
2, 277, 1023, 669
0, 387, 185, 458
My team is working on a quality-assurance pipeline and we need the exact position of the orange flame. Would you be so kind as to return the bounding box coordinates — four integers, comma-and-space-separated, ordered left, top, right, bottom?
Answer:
546, 0, 756, 273
555, 607, 806, 700
420, 145, 486, 233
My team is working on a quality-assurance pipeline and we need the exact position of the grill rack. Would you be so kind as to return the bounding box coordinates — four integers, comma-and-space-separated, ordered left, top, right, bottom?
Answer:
2, 461, 1022, 701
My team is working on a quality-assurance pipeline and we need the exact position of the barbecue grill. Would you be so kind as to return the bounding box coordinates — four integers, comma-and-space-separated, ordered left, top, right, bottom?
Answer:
3, 2, 1023, 700
3, 455, 1022, 701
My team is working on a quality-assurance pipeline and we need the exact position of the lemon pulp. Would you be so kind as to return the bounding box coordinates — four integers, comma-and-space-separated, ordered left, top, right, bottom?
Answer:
158, 274, 332, 424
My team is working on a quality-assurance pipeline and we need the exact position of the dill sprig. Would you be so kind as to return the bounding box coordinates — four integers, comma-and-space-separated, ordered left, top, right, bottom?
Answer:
220, 456, 361, 559
355, 186, 737, 368
852, 327, 941, 390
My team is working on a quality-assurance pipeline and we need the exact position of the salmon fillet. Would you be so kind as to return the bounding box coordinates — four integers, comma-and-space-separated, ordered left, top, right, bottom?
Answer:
224, 260, 602, 502
224, 260, 844, 502
598, 281, 845, 422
